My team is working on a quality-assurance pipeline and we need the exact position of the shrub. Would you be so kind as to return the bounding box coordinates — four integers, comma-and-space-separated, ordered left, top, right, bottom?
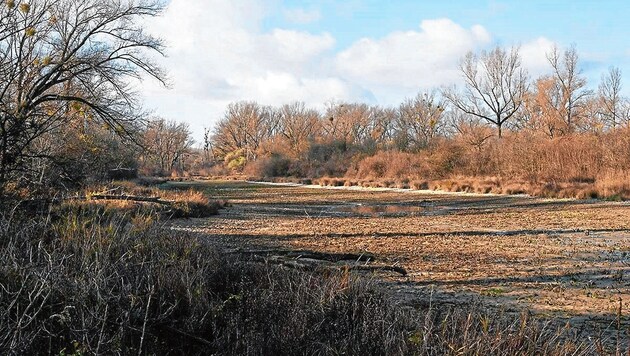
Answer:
353, 151, 424, 180
244, 154, 293, 178
224, 149, 247, 173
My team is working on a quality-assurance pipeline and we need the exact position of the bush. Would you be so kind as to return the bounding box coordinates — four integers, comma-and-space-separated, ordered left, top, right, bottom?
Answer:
244, 154, 293, 178
224, 149, 247, 173
353, 151, 425, 180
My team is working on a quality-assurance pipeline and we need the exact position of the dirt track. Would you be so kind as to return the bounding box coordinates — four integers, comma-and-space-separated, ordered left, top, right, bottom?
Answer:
169, 180, 630, 338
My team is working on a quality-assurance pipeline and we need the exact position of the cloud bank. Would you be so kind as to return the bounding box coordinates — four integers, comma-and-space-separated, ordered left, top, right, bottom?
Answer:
140, 0, 555, 141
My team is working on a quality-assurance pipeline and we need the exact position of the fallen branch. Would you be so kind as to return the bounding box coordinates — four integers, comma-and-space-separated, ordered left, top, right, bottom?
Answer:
229, 249, 376, 262
349, 264, 407, 276
88, 194, 172, 205
243, 251, 406, 276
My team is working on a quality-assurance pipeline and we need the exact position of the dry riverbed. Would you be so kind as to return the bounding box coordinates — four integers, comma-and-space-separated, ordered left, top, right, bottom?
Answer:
168, 180, 630, 340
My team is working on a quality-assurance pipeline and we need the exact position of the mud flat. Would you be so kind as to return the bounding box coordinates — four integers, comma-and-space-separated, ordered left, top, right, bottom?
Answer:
169, 180, 630, 340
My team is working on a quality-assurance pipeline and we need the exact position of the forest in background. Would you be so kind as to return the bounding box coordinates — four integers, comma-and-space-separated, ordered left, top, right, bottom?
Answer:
204, 45, 630, 199
3, 7, 630, 201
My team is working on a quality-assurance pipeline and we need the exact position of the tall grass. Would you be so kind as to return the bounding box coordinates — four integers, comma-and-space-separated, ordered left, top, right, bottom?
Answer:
0, 204, 606, 355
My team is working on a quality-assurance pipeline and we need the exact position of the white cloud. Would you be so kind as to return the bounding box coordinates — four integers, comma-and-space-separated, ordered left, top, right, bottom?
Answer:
283, 8, 321, 24
139, 2, 559, 142
141, 0, 358, 140
335, 19, 492, 91
261, 29, 335, 65
519, 37, 555, 78
238, 72, 364, 106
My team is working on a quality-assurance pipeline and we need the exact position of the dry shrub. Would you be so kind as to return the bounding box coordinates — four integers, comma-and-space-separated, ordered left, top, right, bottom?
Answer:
194, 164, 230, 177
411, 180, 429, 190
353, 151, 425, 180
425, 140, 468, 178
498, 133, 604, 183
304, 140, 357, 177
64, 181, 225, 219
594, 171, 630, 200
244, 154, 294, 178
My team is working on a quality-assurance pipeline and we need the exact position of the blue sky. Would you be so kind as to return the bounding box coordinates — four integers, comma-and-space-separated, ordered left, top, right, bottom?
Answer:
270, 1, 625, 51
142, 0, 630, 142
266, 0, 630, 79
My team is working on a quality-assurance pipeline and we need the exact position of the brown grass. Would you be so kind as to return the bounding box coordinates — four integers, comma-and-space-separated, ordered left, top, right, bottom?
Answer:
0, 204, 595, 355
58, 180, 227, 219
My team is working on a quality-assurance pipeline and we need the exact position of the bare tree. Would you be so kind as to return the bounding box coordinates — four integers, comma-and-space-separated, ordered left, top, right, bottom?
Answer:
396, 92, 445, 151
598, 66, 625, 129
141, 118, 193, 175
0, 0, 165, 191
211, 101, 279, 161
202, 127, 214, 164
322, 102, 372, 147
444, 46, 528, 138
448, 111, 494, 152
277, 102, 320, 157
519, 76, 566, 138
367, 106, 397, 150
546, 45, 592, 133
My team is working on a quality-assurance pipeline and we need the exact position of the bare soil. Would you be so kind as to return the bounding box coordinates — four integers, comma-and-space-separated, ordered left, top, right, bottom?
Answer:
169, 180, 630, 339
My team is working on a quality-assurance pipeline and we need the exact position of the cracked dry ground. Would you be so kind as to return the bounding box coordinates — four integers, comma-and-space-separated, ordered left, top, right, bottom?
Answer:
169, 180, 630, 335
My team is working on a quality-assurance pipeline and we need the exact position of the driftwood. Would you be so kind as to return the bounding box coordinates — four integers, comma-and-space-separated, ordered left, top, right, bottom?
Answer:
276, 258, 407, 276
230, 249, 376, 262
350, 264, 407, 276
234, 249, 407, 276
88, 194, 173, 205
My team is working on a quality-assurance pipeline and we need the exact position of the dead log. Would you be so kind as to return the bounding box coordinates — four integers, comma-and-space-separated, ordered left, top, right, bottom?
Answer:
349, 264, 407, 276
244, 251, 406, 276
88, 194, 172, 205
229, 249, 376, 262
279, 259, 406, 276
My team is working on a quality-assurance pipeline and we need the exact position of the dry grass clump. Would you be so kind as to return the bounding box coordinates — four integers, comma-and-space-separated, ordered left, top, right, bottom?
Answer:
169, 190, 226, 218
594, 171, 630, 200
0, 208, 595, 355
412, 180, 430, 190
0, 207, 416, 354
0, 210, 214, 354
413, 307, 593, 355
57, 180, 227, 219
315, 177, 346, 187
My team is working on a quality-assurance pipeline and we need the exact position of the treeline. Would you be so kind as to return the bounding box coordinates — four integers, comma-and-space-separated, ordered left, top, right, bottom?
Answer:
207, 45, 630, 198
3, 0, 630, 201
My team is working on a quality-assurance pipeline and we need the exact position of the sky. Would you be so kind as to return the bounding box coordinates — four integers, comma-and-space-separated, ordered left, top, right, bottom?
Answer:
140, 0, 630, 143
